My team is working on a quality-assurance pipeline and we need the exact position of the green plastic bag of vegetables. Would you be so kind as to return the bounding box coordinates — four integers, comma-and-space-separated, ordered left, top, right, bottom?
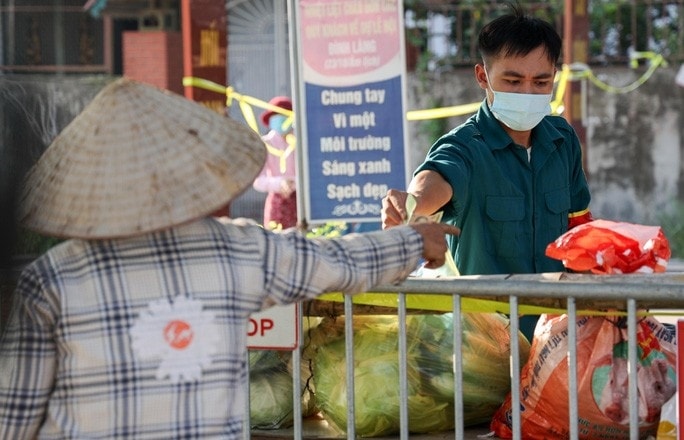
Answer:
310, 313, 530, 437
249, 316, 322, 429
249, 350, 294, 429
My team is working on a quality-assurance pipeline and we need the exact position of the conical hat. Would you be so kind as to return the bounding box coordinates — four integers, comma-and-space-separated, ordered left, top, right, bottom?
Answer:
19, 78, 266, 239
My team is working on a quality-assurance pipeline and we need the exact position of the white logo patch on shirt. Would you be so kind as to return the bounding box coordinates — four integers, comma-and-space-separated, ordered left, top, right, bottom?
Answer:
130, 296, 219, 383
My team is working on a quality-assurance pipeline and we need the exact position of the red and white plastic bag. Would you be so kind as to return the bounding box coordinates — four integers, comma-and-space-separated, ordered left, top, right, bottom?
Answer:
545, 219, 671, 274
490, 314, 677, 439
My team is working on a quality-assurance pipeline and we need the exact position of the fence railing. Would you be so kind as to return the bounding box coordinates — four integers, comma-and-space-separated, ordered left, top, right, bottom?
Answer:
248, 271, 684, 440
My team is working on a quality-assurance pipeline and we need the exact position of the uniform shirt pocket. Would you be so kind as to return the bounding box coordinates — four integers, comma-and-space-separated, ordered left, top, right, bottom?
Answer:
485, 195, 525, 258
542, 187, 571, 246
544, 187, 571, 214
544, 187, 571, 226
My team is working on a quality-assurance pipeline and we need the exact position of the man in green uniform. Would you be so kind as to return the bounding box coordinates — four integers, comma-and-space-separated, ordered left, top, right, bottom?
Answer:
382, 5, 593, 338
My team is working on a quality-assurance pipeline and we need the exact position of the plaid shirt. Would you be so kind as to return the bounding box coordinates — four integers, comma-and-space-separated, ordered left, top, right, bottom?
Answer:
0, 217, 422, 439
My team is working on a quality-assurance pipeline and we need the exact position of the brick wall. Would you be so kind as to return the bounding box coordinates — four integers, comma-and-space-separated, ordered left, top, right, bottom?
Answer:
122, 31, 184, 95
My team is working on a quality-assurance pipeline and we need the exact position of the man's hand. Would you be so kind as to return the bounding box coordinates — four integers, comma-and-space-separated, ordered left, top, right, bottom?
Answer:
410, 222, 461, 269
381, 189, 409, 228
382, 171, 453, 230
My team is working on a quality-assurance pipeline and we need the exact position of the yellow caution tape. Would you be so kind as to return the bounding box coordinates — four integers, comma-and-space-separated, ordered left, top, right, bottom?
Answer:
317, 292, 556, 314
568, 51, 667, 94
406, 102, 481, 121
550, 64, 570, 115
182, 76, 294, 134
183, 51, 665, 125
238, 99, 259, 132
316, 292, 678, 317
182, 76, 226, 95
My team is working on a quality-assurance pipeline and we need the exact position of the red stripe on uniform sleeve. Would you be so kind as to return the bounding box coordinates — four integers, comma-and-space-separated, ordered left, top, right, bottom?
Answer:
568, 209, 593, 230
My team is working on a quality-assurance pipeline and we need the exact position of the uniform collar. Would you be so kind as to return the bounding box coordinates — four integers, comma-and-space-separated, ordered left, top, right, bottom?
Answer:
476, 98, 565, 153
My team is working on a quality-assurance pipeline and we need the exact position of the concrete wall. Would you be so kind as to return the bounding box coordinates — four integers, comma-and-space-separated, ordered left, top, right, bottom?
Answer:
404, 66, 684, 226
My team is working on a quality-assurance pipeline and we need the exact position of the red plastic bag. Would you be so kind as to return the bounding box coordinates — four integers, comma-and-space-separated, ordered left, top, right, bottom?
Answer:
490, 314, 677, 439
545, 219, 671, 274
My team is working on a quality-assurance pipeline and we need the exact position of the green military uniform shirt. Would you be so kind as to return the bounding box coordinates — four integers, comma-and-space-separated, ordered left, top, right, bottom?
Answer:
415, 99, 591, 275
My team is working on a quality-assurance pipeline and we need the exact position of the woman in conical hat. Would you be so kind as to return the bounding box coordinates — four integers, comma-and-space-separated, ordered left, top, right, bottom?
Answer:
18, 78, 266, 239
1, 78, 459, 439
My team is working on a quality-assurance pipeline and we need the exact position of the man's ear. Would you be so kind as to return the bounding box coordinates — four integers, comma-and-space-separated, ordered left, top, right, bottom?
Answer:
474, 64, 489, 91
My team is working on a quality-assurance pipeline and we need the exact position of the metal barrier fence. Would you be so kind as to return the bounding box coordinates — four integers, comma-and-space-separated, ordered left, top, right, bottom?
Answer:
248, 271, 684, 440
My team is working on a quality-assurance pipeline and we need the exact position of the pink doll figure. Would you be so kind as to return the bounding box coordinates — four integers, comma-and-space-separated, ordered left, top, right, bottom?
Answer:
253, 96, 297, 230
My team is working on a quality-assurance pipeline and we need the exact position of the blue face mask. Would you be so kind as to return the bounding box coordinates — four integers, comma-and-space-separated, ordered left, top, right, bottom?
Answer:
269, 114, 292, 135
486, 71, 552, 131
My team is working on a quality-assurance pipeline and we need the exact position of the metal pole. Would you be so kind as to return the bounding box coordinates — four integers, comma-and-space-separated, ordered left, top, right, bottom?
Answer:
398, 293, 409, 440
452, 295, 464, 439
627, 299, 639, 440
292, 302, 303, 440
567, 297, 579, 439
563, 0, 590, 172
509, 296, 521, 440
344, 294, 356, 440
286, 0, 308, 231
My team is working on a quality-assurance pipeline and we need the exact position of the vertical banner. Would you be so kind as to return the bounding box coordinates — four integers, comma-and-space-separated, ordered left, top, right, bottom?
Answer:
293, 0, 409, 224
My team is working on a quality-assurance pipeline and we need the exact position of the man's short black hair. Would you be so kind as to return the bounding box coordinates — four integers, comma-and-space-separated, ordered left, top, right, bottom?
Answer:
478, 3, 562, 65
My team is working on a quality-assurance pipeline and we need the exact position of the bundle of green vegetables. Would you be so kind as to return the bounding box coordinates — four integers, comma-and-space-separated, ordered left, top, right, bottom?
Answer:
248, 317, 321, 429
309, 313, 530, 437
248, 350, 294, 429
